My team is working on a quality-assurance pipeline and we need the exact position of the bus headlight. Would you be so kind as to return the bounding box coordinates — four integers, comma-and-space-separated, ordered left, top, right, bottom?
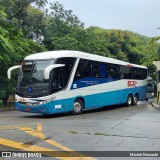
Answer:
38, 99, 51, 105
27, 99, 52, 106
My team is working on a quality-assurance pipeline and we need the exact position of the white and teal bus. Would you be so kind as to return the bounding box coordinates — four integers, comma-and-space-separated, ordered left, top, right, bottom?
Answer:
7, 50, 147, 115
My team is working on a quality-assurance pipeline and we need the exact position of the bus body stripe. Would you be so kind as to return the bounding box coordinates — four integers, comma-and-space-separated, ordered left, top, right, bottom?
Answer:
16, 85, 146, 114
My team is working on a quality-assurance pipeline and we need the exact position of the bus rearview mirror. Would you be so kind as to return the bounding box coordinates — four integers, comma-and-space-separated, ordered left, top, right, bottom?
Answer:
44, 64, 65, 80
7, 65, 21, 79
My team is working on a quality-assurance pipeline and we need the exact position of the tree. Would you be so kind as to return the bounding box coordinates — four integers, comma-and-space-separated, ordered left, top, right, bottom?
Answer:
147, 64, 157, 82
141, 37, 160, 66
1, 0, 48, 41
0, 6, 45, 102
43, 1, 84, 48
140, 37, 160, 81
87, 27, 150, 63
49, 1, 84, 28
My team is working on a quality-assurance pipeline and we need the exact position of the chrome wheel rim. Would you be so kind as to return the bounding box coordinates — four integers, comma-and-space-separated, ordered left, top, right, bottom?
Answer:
128, 96, 132, 105
73, 102, 81, 113
134, 96, 137, 103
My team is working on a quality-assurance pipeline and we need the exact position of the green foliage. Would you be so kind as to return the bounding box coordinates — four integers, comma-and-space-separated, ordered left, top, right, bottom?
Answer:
89, 28, 150, 63
0, 2, 46, 98
0, 24, 45, 97
1, 0, 48, 41
147, 64, 157, 81
50, 36, 79, 50
141, 38, 160, 66
140, 37, 160, 81
49, 1, 84, 27
44, 22, 150, 64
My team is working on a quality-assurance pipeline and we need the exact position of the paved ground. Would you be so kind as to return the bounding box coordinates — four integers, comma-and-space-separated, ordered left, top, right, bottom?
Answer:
0, 101, 160, 160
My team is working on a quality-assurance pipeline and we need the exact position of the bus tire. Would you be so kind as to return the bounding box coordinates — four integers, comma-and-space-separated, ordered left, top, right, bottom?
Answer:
71, 99, 83, 115
126, 94, 133, 106
133, 94, 138, 105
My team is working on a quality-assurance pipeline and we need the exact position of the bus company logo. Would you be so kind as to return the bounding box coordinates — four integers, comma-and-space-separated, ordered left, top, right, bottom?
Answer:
128, 81, 137, 87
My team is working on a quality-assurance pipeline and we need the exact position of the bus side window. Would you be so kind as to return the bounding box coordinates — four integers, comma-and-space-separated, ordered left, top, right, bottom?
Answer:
83, 64, 92, 77
120, 72, 124, 79
59, 70, 64, 89
52, 69, 64, 92
90, 62, 106, 78
92, 65, 99, 78
56, 57, 76, 86
99, 63, 107, 78
106, 66, 118, 79
74, 59, 90, 81
74, 67, 82, 81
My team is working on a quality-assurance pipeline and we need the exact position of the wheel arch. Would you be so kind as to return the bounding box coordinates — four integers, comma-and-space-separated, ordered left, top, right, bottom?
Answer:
74, 96, 85, 109
134, 92, 139, 98
127, 93, 133, 99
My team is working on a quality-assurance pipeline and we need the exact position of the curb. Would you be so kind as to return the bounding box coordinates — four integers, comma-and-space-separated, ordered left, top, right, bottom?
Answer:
152, 102, 160, 110
0, 107, 16, 112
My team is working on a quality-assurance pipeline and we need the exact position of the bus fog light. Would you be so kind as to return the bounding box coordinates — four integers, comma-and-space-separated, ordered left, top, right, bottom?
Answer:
38, 99, 51, 105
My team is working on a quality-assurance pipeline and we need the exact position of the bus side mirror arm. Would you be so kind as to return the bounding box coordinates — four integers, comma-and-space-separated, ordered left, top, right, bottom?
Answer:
44, 64, 65, 80
7, 65, 21, 79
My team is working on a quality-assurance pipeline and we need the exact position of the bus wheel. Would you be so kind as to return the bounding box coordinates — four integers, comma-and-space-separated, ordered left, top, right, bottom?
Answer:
126, 94, 133, 106
133, 94, 138, 105
71, 99, 83, 115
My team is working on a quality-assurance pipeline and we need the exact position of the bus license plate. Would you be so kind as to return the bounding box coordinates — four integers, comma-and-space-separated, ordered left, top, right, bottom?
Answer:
25, 108, 31, 111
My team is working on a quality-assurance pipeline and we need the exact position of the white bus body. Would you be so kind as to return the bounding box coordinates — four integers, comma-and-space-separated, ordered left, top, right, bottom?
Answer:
8, 50, 147, 115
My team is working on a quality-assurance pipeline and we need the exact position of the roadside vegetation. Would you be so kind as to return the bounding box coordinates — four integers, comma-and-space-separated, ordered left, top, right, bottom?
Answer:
0, 0, 159, 106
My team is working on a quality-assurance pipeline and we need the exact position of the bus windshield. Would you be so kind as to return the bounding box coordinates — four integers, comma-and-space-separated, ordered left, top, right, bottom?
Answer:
16, 57, 76, 97
17, 60, 54, 97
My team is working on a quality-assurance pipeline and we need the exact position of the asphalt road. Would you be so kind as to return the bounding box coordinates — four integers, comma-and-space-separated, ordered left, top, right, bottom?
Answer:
0, 101, 160, 160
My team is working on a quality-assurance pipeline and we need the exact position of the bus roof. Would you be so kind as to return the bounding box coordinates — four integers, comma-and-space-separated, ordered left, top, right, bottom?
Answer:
24, 50, 147, 69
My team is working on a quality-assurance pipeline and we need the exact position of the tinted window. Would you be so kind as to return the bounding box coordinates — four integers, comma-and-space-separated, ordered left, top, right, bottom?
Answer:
74, 59, 147, 81
52, 57, 76, 92
120, 66, 147, 80
106, 63, 120, 79
74, 59, 91, 80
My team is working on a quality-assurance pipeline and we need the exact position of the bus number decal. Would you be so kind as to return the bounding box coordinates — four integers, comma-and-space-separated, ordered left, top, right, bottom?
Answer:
128, 81, 137, 87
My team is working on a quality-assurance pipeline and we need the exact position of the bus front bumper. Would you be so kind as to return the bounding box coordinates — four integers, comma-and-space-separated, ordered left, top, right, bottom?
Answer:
15, 100, 70, 115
